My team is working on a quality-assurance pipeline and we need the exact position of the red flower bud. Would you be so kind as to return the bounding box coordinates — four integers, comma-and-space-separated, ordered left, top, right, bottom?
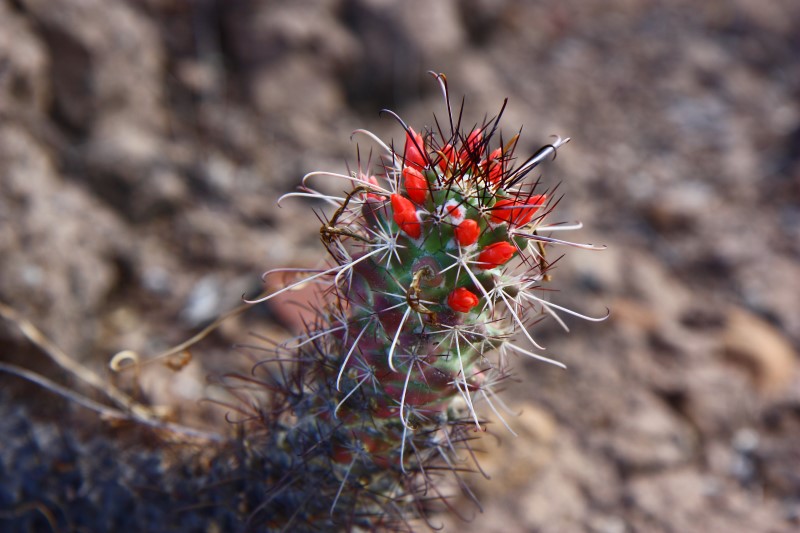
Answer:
512, 194, 547, 226
404, 127, 427, 169
490, 194, 547, 226
391, 193, 414, 214
477, 241, 517, 269
454, 219, 479, 246
464, 129, 483, 156
459, 129, 484, 168
391, 193, 421, 238
490, 198, 515, 224
448, 287, 479, 313
402, 166, 428, 204
360, 174, 384, 201
438, 143, 456, 172
447, 205, 464, 219
485, 147, 504, 183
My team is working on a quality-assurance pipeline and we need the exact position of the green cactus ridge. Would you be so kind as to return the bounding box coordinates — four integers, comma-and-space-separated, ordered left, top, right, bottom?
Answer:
239, 74, 605, 531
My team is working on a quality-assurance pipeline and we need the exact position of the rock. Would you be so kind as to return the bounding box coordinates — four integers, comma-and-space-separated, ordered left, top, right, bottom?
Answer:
757, 401, 800, 497
222, 0, 356, 136
0, 125, 128, 357
641, 179, 717, 233
721, 307, 798, 394
604, 390, 695, 473
567, 237, 625, 294
608, 297, 659, 333
474, 403, 558, 494
0, 1, 50, 115
337, 0, 467, 109
20, 0, 165, 134
620, 250, 691, 320
20, 0, 175, 221
624, 468, 787, 533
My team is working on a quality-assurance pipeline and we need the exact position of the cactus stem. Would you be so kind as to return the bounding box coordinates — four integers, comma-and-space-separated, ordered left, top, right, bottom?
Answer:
217, 75, 608, 529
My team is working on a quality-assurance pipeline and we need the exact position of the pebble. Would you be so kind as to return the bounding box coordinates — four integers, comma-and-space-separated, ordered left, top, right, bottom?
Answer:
722, 307, 797, 394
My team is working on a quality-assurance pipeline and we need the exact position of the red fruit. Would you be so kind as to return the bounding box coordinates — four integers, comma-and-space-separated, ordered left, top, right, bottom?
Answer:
402, 166, 428, 204
404, 127, 427, 169
454, 219, 479, 246
391, 193, 421, 238
477, 241, 517, 269
448, 287, 480, 313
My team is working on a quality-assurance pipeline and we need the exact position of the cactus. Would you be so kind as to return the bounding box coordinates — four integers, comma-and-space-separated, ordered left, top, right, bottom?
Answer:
0, 74, 601, 532
228, 73, 604, 531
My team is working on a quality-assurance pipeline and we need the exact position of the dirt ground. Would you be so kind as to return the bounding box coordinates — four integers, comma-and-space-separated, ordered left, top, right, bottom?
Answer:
1, 0, 799, 531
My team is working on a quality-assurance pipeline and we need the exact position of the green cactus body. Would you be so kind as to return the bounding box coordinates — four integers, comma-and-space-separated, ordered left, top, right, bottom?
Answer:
239, 74, 604, 531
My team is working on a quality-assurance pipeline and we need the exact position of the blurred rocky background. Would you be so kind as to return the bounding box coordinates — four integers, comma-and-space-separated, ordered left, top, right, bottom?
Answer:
1, 0, 799, 531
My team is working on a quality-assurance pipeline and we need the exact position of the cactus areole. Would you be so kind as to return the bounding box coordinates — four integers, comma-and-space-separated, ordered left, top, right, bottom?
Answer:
244, 73, 605, 531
